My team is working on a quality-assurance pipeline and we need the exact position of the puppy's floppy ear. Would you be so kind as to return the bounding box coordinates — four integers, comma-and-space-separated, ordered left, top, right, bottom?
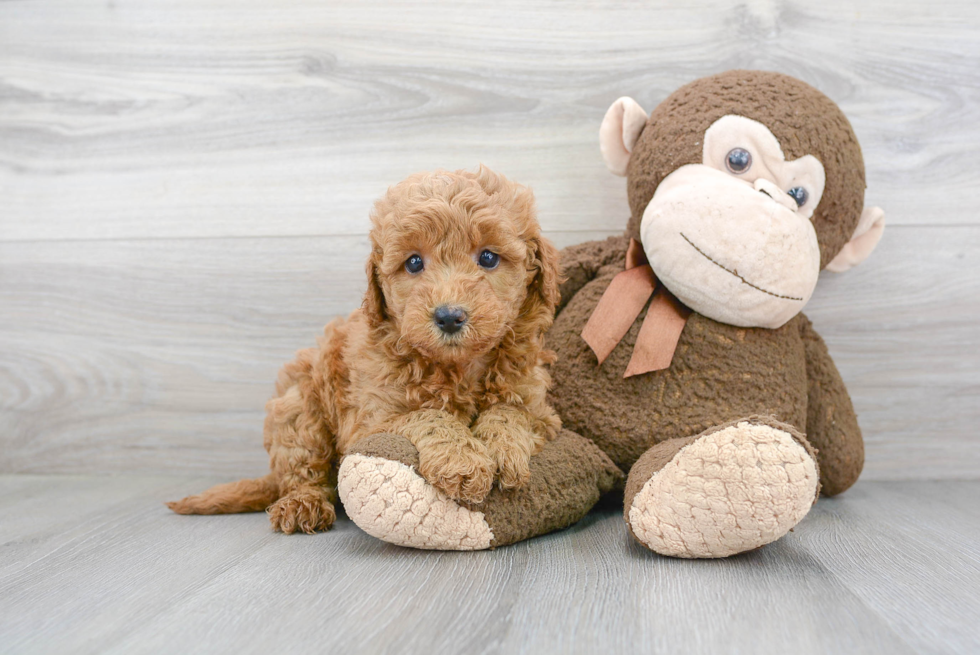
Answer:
362, 254, 388, 327
520, 234, 562, 336
530, 235, 561, 313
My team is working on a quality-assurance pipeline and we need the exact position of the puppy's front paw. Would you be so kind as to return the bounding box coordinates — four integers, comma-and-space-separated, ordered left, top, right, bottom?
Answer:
492, 443, 532, 490
267, 489, 336, 534
418, 443, 495, 505
473, 423, 534, 491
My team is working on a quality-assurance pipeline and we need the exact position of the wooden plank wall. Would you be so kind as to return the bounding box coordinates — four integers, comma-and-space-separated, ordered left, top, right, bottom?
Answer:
1, 0, 978, 479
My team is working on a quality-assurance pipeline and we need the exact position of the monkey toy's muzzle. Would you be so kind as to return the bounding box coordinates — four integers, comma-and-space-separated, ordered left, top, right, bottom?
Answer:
639, 165, 821, 329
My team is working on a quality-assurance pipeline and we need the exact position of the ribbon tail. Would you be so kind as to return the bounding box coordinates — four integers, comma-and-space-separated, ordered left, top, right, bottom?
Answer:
624, 288, 692, 378
581, 265, 656, 364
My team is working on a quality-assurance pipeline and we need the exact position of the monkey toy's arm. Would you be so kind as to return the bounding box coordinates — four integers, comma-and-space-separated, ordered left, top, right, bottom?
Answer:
557, 235, 630, 314
798, 314, 865, 496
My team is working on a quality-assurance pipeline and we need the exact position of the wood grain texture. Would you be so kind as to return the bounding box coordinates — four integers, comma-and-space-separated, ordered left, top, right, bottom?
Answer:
1, 0, 978, 479
1, 0, 979, 242
1, 476, 978, 654
803, 482, 980, 653
1, 227, 977, 478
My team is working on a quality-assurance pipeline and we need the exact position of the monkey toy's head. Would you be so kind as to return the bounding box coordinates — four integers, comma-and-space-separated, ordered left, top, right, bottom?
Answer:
600, 70, 885, 329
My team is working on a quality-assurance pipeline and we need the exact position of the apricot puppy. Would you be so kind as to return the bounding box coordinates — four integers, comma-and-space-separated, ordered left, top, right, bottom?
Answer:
168, 167, 562, 534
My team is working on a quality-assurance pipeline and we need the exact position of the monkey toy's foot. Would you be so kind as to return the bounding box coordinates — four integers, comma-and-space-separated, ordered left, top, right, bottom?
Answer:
337, 430, 622, 550
624, 417, 820, 559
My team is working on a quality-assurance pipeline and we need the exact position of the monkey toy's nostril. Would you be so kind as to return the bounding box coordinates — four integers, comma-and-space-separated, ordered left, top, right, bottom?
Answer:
754, 178, 798, 212
433, 305, 468, 335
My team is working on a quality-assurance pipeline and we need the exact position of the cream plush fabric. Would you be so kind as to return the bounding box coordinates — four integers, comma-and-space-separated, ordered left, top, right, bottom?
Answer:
627, 421, 819, 558
338, 454, 494, 550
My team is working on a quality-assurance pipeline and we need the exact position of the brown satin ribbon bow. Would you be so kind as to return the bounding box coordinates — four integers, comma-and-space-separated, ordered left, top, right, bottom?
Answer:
581, 239, 691, 377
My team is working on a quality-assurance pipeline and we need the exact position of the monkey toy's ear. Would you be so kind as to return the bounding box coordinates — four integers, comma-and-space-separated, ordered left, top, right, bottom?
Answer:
599, 97, 649, 176
826, 206, 886, 273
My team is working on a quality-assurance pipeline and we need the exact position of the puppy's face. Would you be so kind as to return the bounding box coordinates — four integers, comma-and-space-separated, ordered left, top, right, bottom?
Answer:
364, 169, 558, 365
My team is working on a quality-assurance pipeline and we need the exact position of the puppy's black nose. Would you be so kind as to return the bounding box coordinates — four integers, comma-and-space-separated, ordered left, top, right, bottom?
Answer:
433, 305, 467, 335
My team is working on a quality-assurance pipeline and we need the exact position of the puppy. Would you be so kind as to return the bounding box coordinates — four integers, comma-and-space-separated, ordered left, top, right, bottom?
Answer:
168, 167, 562, 534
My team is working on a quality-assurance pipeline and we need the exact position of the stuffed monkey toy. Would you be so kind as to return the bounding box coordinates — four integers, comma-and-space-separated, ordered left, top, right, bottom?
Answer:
338, 70, 885, 557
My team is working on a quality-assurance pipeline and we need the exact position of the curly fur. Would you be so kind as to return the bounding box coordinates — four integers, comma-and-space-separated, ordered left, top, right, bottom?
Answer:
168, 166, 562, 534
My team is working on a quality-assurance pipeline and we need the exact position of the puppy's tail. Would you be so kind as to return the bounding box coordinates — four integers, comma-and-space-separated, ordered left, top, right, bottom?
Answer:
167, 474, 278, 515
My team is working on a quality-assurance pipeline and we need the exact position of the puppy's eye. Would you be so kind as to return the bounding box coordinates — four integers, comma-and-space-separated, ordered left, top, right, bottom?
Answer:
787, 186, 809, 207
477, 250, 500, 270
405, 254, 424, 274
726, 147, 752, 174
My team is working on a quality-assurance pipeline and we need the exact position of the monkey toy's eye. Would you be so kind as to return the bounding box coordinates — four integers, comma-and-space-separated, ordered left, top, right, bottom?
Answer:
726, 148, 752, 174
405, 254, 424, 274
477, 249, 500, 270
787, 186, 809, 207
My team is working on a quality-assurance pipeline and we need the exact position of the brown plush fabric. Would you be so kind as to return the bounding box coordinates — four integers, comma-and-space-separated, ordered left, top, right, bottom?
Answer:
548, 252, 811, 474
345, 429, 624, 548
798, 316, 865, 495
345, 432, 421, 469
547, 69, 869, 505
625, 70, 866, 269
475, 430, 623, 547
548, 244, 864, 496
556, 235, 631, 314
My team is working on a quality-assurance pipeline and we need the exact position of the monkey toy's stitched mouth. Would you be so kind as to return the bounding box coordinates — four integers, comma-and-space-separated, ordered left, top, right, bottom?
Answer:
679, 233, 803, 302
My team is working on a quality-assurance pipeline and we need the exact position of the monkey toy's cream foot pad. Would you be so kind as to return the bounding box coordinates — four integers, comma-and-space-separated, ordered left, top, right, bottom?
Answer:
625, 418, 820, 559
338, 439, 493, 550
339, 430, 623, 551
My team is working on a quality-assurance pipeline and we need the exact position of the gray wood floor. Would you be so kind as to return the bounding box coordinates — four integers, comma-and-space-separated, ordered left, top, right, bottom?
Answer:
1, 476, 978, 654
